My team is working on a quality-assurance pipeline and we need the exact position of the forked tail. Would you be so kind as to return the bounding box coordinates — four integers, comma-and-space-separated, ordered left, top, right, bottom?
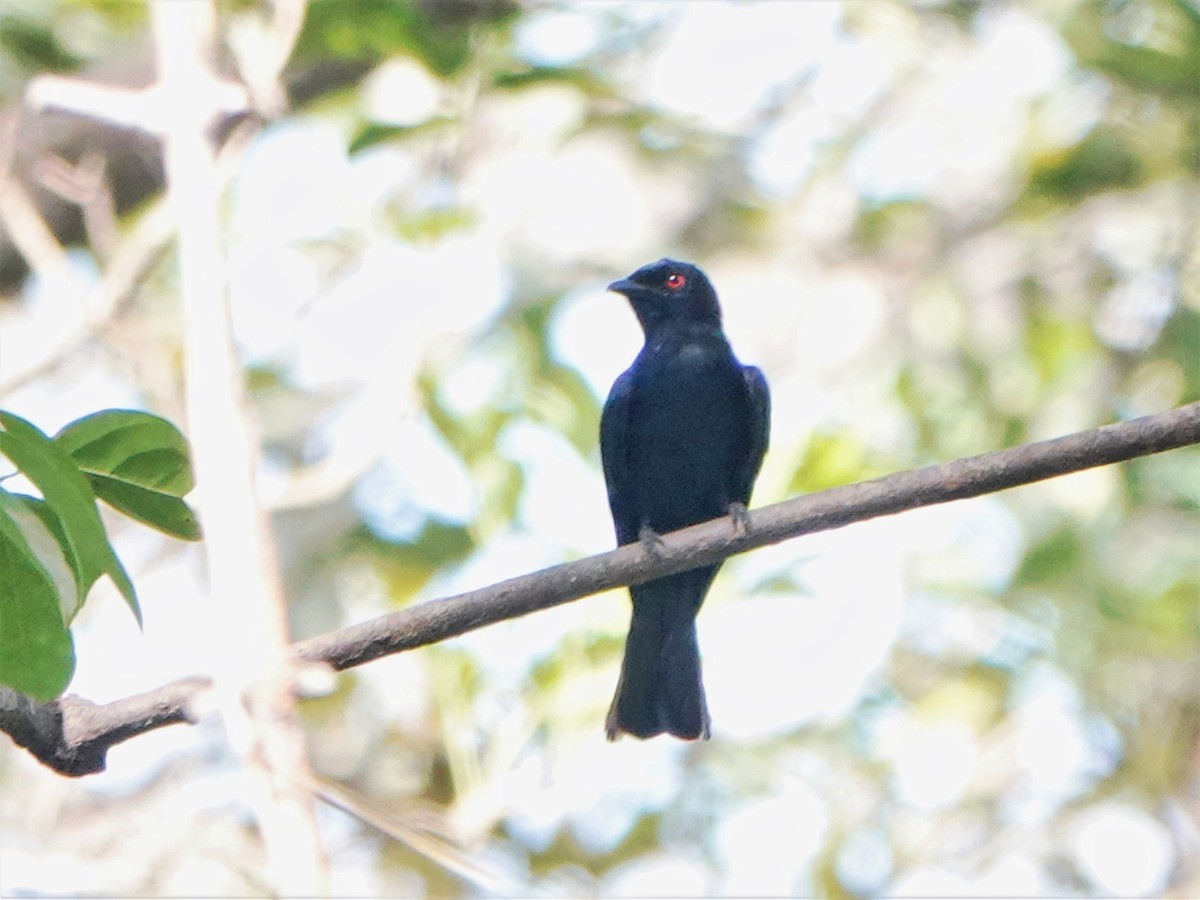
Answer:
606, 574, 713, 740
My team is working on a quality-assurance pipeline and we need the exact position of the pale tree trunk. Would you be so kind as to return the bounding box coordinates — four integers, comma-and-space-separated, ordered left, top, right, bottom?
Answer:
151, 0, 326, 894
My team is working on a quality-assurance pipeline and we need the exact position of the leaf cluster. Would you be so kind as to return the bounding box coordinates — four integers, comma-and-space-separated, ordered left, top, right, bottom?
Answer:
0, 409, 198, 700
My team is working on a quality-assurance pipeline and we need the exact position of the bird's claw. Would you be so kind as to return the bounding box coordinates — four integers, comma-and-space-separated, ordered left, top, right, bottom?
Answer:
728, 501, 751, 536
638, 523, 666, 556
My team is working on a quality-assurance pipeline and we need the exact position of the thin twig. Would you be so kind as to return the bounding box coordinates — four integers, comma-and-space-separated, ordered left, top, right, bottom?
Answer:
1, 401, 1196, 777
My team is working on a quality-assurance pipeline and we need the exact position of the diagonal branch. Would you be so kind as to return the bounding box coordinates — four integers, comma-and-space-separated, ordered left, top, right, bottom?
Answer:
2, 401, 1198, 776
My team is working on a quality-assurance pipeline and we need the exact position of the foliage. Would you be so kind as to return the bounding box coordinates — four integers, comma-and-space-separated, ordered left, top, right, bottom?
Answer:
0, 409, 198, 699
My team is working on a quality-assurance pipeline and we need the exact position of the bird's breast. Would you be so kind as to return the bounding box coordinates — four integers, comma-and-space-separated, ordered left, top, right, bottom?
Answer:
625, 343, 751, 531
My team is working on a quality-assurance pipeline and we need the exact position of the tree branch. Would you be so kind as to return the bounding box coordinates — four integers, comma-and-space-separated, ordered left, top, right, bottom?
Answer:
3, 401, 1197, 776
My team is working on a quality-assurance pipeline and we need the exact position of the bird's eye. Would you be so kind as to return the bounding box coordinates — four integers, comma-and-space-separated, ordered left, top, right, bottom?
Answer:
664, 273, 687, 290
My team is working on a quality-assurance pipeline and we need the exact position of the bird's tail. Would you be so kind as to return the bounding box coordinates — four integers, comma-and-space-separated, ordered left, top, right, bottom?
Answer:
606, 570, 715, 741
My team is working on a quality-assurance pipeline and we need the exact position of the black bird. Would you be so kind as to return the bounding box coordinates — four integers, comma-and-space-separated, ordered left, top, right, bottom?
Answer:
601, 259, 770, 740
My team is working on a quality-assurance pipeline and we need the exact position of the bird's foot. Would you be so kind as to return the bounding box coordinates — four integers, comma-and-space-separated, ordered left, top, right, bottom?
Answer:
728, 501, 751, 537
638, 523, 666, 556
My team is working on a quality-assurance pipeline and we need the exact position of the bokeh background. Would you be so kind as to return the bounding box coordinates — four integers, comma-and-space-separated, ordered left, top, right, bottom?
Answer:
0, 0, 1197, 896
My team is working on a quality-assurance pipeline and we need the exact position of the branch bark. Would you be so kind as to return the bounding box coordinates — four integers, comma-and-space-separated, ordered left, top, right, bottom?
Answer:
2, 401, 1197, 777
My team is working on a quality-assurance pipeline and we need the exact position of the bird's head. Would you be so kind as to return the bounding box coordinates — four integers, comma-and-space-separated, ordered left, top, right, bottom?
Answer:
608, 259, 721, 334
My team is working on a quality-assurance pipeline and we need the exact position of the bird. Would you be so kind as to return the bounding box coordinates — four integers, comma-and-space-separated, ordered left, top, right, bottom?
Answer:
601, 259, 770, 740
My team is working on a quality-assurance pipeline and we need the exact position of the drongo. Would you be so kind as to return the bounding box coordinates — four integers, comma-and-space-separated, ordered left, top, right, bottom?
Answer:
601, 259, 770, 740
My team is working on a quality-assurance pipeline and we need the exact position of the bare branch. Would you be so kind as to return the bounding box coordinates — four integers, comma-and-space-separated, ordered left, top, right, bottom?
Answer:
2, 401, 1197, 776
0, 112, 80, 289
293, 400, 1200, 669
0, 677, 207, 776
34, 151, 119, 261
0, 118, 259, 398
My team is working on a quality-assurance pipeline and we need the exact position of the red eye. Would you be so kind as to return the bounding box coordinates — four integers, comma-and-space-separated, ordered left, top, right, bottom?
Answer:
665, 272, 687, 290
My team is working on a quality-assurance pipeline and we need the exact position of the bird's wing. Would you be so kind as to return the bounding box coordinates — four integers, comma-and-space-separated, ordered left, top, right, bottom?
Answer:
600, 367, 640, 547
733, 365, 771, 505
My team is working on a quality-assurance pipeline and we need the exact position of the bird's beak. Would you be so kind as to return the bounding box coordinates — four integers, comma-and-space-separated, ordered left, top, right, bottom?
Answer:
607, 278, 636, 295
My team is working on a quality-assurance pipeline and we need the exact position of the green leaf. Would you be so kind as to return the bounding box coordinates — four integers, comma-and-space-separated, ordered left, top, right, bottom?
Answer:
348, 117, 454, 155
0, 17, 83, 73
54, 410, 194, 494
788, 432, 878, 494
0, 411, 140, 625
1015, 525, 1085, 587
1024, 128, 1142, 203
0, 490, 76, 700
294, 0, 508, 77
86, 476, 201, 543
6, 494, 82, 621
54, 410, 201, 542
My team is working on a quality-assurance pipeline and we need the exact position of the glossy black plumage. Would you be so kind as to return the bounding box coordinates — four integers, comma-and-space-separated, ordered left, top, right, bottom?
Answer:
601, 259, 770, 740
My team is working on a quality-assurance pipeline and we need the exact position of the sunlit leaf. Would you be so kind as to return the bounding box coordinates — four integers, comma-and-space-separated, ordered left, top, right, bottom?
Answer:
0, 16, 81, 72
1014, 525, 1085, 587
6, 494, 81, 621
1024, 128, 1142, 202
349, 117, 455, 155
0, 411, 140, 624
294, 0, 515, 77
54, 409, 201, 542
0, 490, 75, 700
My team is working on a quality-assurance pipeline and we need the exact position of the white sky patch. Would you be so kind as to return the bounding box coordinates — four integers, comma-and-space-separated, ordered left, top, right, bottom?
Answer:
974, 6, 1072, 100
232, 120, 353, 242
287, 235, 507, 392
351, 415, 477, 535
748, 109, 828, 198
568, 738, 686, 853
902, 496, 1025, 593
705, 258, 866, 391
436, 342, 513, 419
1096, 269, 1176, 352
836, 827, 893, 896
227, 240, 320, 364
0, 361, 141, 439
879, 713, 980, 810
1031, 72, 1110, 151
641, 1, 840, 132
1006, 664, 1118, 820
851, 8, 1068, 209
504, 727, 688, 856
0, 253, 122, 405
499, 133, 661, 262
498, 420, 614, 552
515, 8, 603, 67
1092, 196, 1183, 274
851, 116, 940, 201
797, 267, 888, 371
604, 851, 709, 898
1038, 463, 1120, 519
812, 32, 900, 120
716, 779, 828, 896
346, 143, 423, 218
549, 282, 643, 400
288, 241, 422, 389
360, 57, 442, 127
704, 518, 906, 740
1069, 802, 1174, 896
750, 29, 901, 196
891, 852, 1054, 897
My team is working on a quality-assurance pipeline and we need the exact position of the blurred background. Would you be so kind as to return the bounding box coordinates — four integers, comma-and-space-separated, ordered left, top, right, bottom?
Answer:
0, 0, 1197, 895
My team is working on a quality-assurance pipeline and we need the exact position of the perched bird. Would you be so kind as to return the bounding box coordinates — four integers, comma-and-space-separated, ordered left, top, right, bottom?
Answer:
601, 259, 770, 740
